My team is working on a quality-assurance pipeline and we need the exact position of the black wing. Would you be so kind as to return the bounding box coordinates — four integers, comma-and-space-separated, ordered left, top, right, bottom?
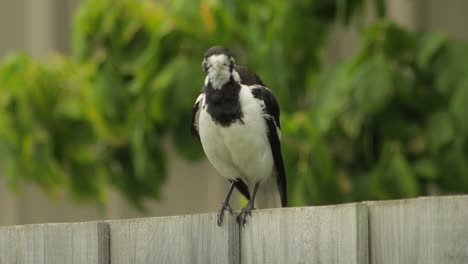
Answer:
251, 86, 287, 207
191, 93, 204, 139
235, 65, 265, 86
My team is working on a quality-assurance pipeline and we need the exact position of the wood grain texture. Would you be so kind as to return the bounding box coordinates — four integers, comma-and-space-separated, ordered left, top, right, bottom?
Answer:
1, 195, 468, 263
240, 203, 368, 264
367, 195, 468, 264
0, 222, 109, 264
108, 213, 239, 264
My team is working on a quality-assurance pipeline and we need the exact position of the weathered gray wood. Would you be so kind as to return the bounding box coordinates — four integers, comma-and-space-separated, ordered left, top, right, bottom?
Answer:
240, 203, 368, 264
0, 222, 109, 264
368, 195, 468, 264
2, 195, 468, 263
108, 213, 239, 264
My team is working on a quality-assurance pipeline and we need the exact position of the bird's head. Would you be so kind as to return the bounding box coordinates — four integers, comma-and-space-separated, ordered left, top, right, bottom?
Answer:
202, 46, 237, 89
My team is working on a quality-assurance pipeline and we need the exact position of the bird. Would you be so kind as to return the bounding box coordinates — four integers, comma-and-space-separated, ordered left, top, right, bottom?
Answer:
191, 46, 287, 226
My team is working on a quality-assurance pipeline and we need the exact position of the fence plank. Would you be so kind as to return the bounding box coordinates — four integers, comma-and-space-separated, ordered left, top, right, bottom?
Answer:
108, 213, 239, 264
2, 195, 468, 263
368, 196, 468, 264
240, 203, 368, 264
0, 222, 109, 264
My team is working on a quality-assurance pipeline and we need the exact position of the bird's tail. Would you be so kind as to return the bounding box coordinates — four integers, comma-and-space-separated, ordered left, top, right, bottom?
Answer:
254, 176, 281, 209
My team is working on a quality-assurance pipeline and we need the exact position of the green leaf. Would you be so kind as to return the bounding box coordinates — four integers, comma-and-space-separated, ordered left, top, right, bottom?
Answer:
370, 142, 419, 199
313, 63, 353, 133
416, 32, 446, 70
426, 111, 455, 153
376, 22, 414, 60
433, 41, 468, 95
351, 54, 394, 114
337, 54, 394, 138
436, 141, 468, 192
412, 158, 438, 180
450, 78, 468, 134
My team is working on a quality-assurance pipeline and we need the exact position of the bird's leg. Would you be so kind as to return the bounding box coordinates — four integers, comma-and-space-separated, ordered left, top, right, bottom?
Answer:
217, 181, 236, 227
237, 182, 260, 226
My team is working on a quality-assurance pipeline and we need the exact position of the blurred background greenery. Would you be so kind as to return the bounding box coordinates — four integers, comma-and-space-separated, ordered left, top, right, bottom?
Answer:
0, 0, 468, 212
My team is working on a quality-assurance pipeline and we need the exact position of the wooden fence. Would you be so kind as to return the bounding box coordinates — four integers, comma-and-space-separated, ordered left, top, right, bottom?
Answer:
1, 195, 467, 263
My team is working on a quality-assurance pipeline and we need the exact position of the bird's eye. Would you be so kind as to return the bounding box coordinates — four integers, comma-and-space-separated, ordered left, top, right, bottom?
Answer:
201, 60, 208, 72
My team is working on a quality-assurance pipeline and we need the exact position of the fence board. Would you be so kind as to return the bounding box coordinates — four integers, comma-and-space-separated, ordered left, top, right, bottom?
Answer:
0, 222, 109, 264
108, 213, 239, 264
240, 203, 368, 264
2, 196, 468, 263
368, 196, 468, 264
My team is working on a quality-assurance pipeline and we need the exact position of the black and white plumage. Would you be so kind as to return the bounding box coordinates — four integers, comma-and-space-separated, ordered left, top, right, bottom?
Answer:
191, 46, 287, 226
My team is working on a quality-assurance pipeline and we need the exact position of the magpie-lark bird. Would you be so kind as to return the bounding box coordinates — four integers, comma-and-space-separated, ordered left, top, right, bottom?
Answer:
191, 46, 287, 226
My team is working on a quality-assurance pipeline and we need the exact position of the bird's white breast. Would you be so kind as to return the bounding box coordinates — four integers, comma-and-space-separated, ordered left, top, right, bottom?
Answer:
198, 85, 274, 186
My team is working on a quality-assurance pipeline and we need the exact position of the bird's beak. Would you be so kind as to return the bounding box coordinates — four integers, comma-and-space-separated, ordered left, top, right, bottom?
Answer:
214, 60, 223, 69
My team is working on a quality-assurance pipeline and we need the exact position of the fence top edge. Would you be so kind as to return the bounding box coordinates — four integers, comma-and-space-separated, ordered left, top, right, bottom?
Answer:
364, 194, 468, 207
1, 195, 467, 228
0, 220, 107, 230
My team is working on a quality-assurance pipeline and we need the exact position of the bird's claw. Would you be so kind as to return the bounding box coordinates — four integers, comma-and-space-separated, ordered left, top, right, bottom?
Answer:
236, 202, 255, 227
217, 202, 233, 227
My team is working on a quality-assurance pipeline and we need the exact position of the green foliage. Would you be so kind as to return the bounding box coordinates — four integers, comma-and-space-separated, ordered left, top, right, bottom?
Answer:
286, 21, 468, 204
1, 0, 468, 208
0, 55, 106, 201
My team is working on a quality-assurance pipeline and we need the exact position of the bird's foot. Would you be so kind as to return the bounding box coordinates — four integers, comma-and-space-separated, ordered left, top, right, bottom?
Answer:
217, 202, 234, 227
237, 202, 255, 227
